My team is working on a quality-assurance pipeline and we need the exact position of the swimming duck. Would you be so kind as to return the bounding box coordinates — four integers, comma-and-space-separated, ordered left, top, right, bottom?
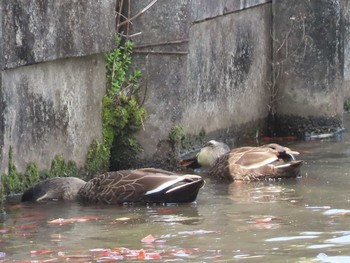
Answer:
180, 140, 303, 181
21, 168, 205, 204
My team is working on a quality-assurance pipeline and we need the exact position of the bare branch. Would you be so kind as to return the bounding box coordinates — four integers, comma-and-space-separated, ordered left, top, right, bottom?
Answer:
118, 0, 158, 27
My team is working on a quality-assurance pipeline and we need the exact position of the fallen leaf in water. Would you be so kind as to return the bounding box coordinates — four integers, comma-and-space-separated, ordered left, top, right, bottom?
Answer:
157, 208, 177, 214
141, 234, 156, 243
15, 224, 38, 230
137, 250, 146, 260
141, 234, 166, 244
115, 217, 130, 221
47, 218, 65, 225
178, 230, 219, 235
48, 216, 99, 225
0, 228, 9, 234
254, 217, 273, 223
16, 211, 45, 222
97, 255, 124, 261
144, 252, 162, 260
30, 249, 56, 255
60, 254, 92, 260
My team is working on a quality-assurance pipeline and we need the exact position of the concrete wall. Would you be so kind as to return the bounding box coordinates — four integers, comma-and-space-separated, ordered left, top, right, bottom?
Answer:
0, 0, 115, 173
272, 0, 344, 135
182, 2, 272, 136
129, 0, 192, 162
130, 0, 272, 163
342, 0, 350, 99
1, 0, 348, 173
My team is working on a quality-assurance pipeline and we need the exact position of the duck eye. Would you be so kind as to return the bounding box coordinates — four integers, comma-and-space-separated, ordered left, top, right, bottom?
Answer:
204, 141, 214, 147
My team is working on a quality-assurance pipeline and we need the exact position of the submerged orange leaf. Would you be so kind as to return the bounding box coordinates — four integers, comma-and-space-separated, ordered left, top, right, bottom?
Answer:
141, 234, 156, 243
145, 252, 162, 259
254, 217, 273, 223
137, 250, 146, 260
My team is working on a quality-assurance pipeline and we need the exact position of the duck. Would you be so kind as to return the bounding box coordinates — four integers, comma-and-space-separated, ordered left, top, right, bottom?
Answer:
21, 168, 205, 204
180, 140, 303, 181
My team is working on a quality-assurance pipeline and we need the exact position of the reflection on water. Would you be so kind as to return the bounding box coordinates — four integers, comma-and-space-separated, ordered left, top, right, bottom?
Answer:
2, 114, 350, 261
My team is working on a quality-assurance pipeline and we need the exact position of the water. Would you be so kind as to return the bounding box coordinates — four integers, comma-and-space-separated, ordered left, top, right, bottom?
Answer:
2, 116, 350, 262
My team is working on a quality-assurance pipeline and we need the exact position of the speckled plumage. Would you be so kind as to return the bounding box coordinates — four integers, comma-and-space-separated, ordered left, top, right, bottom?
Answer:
182, 140, 303, 181
21, 168, 204, 204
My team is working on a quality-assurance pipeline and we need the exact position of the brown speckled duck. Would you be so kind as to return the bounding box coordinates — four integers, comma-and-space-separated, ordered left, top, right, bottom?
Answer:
21, 168, 205, 204
180, 140, 303, 181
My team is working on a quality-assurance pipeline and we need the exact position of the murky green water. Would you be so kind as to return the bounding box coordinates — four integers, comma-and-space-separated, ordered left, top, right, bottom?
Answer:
2, 116, 350, 262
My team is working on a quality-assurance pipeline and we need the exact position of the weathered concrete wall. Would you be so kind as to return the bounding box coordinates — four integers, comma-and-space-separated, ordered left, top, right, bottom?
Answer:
2, 0, 348, 173
0, 55, 106, 173
342, 0, 350, 99
182, 3, 272, 137
130, 0, 272, 164
0, 0, 115, 174
129, 0, 191, 163
1, 0, 115, 69
272, 0, 344, 135
191, 0, 271, 22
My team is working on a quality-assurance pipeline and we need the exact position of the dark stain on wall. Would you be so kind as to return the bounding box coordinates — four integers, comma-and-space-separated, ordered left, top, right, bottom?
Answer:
296, 1, 341, 91
228, 26, 254, 89
11, 0, 36, 65
0, 80, 5, 164
17, 77, 69, 145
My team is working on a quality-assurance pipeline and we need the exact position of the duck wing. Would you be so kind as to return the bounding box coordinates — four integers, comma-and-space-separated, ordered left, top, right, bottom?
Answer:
233, 150, 279, 169
78, 169, 204, 204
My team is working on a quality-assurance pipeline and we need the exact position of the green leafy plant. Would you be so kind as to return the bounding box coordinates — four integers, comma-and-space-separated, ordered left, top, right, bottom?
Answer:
85, 139, 110, 179
103, 36, 146, 170
23, 163, 40, 189
344, 99, 350, 112
3, 147, 23, 194
169, 125, 185, 146
46, 155, 78, 178
3, 149, 40, 194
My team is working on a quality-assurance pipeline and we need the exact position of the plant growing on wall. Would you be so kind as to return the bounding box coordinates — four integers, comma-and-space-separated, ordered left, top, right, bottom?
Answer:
103, 36, 146, 171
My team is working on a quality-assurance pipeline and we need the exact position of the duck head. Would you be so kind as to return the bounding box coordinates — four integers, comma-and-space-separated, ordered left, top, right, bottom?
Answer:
197, 140, 230, 168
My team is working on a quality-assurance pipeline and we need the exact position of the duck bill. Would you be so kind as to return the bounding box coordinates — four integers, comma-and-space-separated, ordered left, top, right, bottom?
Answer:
179, 157, 202, 169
